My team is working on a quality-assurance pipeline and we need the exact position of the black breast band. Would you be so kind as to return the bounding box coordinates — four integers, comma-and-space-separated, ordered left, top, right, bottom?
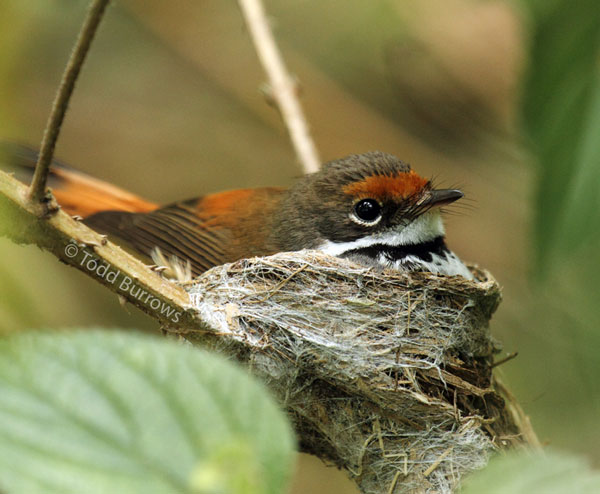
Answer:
341, 235, 449, 263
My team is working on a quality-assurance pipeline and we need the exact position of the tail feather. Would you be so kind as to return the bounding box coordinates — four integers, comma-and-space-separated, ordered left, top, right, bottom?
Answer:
1, 143, 225, 274
0, 143, 157, 217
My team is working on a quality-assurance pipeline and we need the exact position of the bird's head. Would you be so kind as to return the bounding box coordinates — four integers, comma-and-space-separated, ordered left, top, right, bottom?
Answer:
275, 151, 463, 254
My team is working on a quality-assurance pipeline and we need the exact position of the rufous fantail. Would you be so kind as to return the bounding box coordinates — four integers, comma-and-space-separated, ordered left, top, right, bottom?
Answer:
3, 144, 473, 279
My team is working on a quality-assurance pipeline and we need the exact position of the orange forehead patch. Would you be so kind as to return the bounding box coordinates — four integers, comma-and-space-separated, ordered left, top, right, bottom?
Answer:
342, 170, 429, 200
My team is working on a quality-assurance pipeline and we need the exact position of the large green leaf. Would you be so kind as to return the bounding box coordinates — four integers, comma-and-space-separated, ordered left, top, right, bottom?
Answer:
520, 0, 600, 272
0, 330, 295, 494
461, 449, 600, 494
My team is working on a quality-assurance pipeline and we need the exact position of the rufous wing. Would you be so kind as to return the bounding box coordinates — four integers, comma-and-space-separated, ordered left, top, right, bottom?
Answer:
86, 188, 287, 276
85, 201, 229, 275
2, 143, 286, 276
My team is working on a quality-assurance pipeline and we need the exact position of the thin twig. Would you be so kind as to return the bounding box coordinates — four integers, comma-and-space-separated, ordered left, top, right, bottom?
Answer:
491, 352, 519, 368
29, 0, 111, 203
237, 0, 321, 174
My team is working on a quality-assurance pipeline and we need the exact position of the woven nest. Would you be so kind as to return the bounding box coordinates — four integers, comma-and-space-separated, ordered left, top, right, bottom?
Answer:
181, 250, 529, 494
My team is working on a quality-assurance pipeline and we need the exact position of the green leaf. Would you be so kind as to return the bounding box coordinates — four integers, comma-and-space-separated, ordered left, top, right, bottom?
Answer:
519, 0, 600, 272
461, 449, 600, 494
0, 330, 295, 494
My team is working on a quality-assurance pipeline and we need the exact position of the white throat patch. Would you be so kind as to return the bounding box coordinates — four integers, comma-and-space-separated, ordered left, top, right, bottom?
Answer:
319, 211, 445, 256
317, 211, 473, 279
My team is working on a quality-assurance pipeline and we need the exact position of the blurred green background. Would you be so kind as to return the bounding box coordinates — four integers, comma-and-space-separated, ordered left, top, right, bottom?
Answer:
0, 1, 598, 492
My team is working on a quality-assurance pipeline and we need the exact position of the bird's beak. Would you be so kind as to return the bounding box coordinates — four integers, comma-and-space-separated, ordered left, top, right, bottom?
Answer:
421, 189, 463, 208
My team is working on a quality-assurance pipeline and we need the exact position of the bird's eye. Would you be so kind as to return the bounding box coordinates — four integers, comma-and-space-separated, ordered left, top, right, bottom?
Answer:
352, 199, 382, 225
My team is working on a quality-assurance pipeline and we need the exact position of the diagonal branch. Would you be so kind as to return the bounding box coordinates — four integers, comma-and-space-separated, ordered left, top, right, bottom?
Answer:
2, 170, 199, 329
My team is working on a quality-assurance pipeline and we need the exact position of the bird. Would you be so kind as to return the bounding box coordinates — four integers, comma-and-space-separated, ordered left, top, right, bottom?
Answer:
2, 144, 473, 280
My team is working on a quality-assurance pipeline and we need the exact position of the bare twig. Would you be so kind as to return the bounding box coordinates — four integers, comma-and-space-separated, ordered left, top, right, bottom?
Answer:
237, 0, 321, 174
492, 351, 519, 368
28, 0, 111, 203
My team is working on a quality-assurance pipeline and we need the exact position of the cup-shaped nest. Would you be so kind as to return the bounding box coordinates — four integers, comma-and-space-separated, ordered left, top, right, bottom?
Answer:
183, 251, 531, 494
